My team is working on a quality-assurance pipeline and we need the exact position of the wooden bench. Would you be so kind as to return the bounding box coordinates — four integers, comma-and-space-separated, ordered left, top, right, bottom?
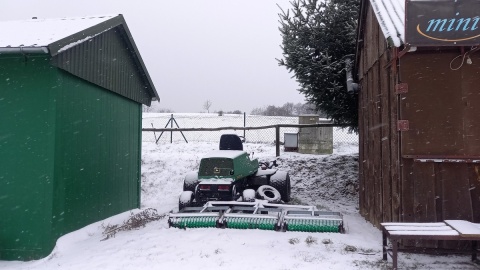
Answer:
381, 220, 480, 269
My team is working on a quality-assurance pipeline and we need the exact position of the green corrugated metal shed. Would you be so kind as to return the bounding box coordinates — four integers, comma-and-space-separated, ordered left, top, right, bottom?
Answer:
0, 15, 159, 260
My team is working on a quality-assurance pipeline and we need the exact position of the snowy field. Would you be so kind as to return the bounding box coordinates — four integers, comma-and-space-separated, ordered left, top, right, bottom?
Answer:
141, 113, 359, 145
1, 117, 479, 269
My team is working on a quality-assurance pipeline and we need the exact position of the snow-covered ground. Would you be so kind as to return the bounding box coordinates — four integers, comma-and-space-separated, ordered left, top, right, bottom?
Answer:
1, 140, 478, 269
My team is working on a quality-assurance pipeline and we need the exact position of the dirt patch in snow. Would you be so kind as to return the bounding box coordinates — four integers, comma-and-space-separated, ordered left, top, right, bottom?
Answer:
276, 154, 359, 213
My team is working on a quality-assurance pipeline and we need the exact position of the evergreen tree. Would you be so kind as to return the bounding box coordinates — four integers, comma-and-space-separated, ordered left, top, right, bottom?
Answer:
277, 0, 359, 131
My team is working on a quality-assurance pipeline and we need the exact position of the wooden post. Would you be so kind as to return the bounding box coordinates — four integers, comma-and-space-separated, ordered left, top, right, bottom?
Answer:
243, 112, 246, 141
392, 239, 398, 270
382, 228, 388, 261
276, 125, 280, 157
472, 240, 478, 261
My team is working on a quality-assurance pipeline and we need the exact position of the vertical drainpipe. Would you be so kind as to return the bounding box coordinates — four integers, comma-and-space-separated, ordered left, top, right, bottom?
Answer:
345, 57, 359, 93
137, 104, 142, 208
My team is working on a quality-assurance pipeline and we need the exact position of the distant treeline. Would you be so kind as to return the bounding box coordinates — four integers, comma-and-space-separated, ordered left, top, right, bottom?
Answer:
250, 102, 324, 117
143, 102, 324, 117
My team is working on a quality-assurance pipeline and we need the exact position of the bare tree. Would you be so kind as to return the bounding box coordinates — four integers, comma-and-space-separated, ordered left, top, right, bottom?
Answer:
282, 102, 295, 115
203, 100, 212, 113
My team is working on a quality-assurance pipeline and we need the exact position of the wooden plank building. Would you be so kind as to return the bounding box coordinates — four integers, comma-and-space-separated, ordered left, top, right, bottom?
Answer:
355, 0, 480, 248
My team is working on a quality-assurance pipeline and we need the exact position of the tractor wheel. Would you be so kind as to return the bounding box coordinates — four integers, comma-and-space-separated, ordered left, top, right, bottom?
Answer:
242, 189, 255, 202
256, 185, 281, 203
270, 171, 291, 202
179, 191, 194, 211
183, 171, 199, 192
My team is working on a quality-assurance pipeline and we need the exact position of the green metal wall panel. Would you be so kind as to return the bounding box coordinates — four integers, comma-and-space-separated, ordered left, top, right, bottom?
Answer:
0, 55, 57, 260
0, 54, 141, 261
52, 70, 141, 237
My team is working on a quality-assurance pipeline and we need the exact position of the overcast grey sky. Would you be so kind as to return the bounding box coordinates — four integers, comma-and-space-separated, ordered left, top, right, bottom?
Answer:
2, 0, 306, 113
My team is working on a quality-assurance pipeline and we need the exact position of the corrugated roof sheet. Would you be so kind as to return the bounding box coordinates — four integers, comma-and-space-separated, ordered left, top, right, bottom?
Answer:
370, 0, 405, 47
0, 15, 116, 48
0, 15, 159, 105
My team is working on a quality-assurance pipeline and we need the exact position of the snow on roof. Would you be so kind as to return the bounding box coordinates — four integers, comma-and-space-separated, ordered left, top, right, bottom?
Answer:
0, 15, 116, 48
370, 0, 405, 47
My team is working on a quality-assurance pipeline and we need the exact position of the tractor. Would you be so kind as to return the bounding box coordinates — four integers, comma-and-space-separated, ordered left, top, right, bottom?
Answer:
178, 134, 291, 210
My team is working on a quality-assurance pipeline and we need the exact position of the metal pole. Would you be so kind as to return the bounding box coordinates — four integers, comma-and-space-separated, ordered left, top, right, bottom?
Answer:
170, 114, 173, 143
155, 117, 172, 144
172, 118, 188, 143
151, 123, 157, 143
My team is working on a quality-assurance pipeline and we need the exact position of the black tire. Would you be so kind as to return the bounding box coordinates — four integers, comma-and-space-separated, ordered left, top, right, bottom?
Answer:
231, 185, 240, 201
183, 171, 199, 192
270, 171, 291, 202
179, 191, 194, 211
256, 185, 281, 203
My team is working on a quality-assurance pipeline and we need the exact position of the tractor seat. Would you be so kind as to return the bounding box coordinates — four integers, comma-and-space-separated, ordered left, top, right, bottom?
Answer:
219, 134, 243, 150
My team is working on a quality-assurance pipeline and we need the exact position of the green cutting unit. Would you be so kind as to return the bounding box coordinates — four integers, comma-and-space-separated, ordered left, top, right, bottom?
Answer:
168, 201, 345, 233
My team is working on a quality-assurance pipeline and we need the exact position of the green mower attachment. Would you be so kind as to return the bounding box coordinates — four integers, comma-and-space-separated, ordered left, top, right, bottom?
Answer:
168, 201, 345, 233
283, 210, 344, 233
168, 206, 226, 229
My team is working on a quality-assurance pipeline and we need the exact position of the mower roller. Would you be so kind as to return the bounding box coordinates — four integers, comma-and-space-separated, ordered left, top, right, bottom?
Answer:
168, 201, 345, 233
168, 206, 226, 229
283, 210, 344, 233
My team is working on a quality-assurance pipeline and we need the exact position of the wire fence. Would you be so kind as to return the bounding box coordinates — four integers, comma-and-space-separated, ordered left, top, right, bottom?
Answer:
142, 113, 358, 152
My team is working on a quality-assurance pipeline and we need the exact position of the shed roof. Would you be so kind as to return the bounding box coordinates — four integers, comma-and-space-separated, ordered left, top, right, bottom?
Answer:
369, 0, 405, 47
0, 15, 159, 105
0, 15, 116, 48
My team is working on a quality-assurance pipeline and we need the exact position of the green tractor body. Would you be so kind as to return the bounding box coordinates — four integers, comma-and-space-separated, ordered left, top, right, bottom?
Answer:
195, 150, 259, 203
179, 135, 291, 209
198, 150, 259, 181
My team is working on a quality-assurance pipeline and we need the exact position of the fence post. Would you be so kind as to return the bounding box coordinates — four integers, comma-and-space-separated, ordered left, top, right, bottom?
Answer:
243, 112, 246, 141
275, 125, 280, 157
170, 114, 173, 143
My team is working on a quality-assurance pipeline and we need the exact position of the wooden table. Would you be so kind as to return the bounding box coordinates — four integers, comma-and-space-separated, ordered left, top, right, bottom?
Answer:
381, 220, 480, 269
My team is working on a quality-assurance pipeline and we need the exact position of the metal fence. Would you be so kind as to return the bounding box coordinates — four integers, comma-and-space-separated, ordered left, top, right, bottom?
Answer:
142, 113, 358, 151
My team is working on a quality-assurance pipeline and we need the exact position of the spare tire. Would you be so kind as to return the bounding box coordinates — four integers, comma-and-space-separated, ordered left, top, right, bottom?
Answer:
256, 185, 281, 203
270, 171, 291, 202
